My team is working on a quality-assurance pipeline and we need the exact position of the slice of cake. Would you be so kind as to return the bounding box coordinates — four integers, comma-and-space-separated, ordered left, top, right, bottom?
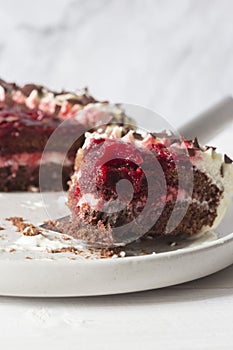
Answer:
67, 126, 233, 244
0, 79, 128, 191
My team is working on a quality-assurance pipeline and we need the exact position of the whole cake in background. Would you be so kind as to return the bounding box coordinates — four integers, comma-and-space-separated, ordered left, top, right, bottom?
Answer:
0, 79, 128, 191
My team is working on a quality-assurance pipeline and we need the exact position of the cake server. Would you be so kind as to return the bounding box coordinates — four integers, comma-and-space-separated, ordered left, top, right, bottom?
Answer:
179, 96, 233, 144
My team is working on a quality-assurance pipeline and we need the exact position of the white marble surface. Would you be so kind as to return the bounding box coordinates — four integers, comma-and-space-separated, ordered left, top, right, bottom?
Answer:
1, 0, 233, 127
0, 0, 233, 349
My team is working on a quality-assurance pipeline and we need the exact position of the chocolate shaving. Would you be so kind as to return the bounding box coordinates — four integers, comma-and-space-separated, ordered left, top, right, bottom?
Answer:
220, 164, 224, 177
187, 148, 196, 157
5, 217, 41, 236
49, 247, 80, 254
133, 132, 143, 140
0, 79, 17, 92
206, 145, 217, 151
0, 227, 4, 231
20, 84, 40, 97
193, 137, 201, 149
224, 154, 233, 164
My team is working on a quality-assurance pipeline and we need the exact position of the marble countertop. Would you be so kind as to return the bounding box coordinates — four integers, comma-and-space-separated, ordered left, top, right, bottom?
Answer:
1, 0, 233, 127
0, 0, 233, 349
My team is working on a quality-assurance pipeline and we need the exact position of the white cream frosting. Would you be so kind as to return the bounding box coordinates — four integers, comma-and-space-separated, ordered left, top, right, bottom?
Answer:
81, 102, 123, 116
0, 152, 72, 171
192, 147, 233, 233
0, 85, 5, 102
82, 125, 146, 151
75, 103, 128, 127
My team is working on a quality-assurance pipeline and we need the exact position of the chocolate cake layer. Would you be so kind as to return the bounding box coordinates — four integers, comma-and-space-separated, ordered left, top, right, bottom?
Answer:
68, 168, 221, 238
149, 169, 222, 236
0, 108, 86, 155
0, 163, 72, 192
0, 107, 86, 191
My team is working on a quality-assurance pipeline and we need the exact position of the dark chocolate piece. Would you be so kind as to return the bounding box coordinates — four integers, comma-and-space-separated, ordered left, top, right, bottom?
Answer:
220, 164, 224, 177
187, 148, 196, 157
224, 154, 233, 164
206, 145, 217, 151
133, 132, 143, 140
193, 137, 201, 149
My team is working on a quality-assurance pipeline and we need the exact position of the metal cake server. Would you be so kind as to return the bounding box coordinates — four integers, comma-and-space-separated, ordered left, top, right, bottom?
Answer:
179, 96, 233, 144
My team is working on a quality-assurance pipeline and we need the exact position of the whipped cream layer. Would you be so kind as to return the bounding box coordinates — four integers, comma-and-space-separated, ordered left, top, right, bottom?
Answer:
0, 80, 132, 128
191, 147, 233, 233
0, 152, 72, 171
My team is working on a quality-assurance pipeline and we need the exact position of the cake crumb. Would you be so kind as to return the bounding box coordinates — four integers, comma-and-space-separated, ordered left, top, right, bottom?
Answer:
6, 216, 24, 228
22, 225, 41, 236
9, 248, 15, 253
6, 217, 41, 236
27, 185, 39, 193
119, 251, 126, 257
100, 247, 122, 258
47, 247, 80, 254
61, 235, 71, 241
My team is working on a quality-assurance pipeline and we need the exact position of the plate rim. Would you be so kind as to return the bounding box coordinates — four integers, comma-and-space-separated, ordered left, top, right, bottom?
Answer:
1, 230, 232, 265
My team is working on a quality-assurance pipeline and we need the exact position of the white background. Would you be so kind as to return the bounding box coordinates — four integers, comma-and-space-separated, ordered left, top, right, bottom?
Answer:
0, 0, 233, 349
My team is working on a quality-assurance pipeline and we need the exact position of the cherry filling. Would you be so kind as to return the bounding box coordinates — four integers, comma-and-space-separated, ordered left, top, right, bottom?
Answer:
96, 159, 147, 202
75, 139, 145, 200
72, 137, 192, 221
